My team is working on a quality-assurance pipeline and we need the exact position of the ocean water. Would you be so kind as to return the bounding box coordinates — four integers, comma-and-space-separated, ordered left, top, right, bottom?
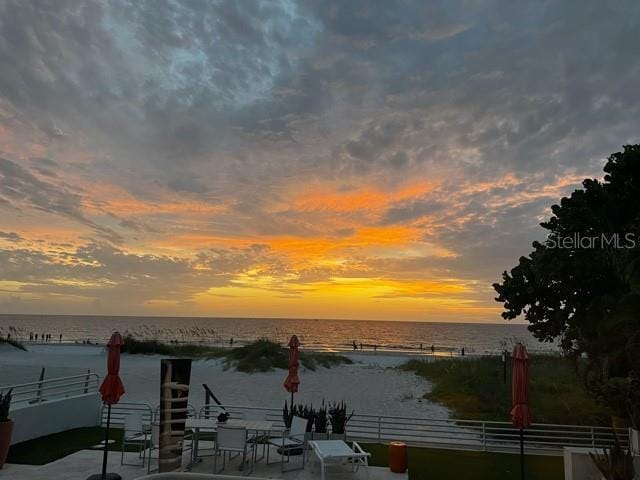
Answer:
0, 314, 556, 355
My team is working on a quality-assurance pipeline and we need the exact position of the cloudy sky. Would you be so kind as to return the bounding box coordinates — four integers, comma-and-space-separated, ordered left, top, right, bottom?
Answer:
0, 1, 638, 321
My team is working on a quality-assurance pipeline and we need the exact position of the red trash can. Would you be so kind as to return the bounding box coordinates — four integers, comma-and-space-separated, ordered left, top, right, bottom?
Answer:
388, 441, 408, 473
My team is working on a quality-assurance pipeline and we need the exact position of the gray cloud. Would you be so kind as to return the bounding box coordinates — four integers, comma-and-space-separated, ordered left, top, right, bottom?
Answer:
0, 231, 22, 242
1, 0, 639, 316
0, 156, 123, 243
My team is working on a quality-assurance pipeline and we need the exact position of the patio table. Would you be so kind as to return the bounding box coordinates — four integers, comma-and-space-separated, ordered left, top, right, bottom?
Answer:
308, 440, 370, 480
185, 418, 273, 469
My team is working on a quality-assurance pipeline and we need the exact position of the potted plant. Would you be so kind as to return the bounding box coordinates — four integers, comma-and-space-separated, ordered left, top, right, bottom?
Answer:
314, 403, 328, 440
283, 401, 293, 429
283, 402, 315, 431
328, 401, 353, 440
294, 404, 315, 441
0, 389, 13, 469
589, 432, 635, 480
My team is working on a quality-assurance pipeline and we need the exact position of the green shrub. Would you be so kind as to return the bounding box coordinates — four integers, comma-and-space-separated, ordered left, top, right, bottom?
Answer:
121, 336, 350, 373
0, 337, 27, 351
121, 335, 225, 358
401, 355, 611, 425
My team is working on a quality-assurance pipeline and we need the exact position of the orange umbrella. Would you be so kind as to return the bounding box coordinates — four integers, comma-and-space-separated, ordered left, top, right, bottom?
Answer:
91, 332, 126, 480
511, 343, 532, 480
283, 335, 300, 407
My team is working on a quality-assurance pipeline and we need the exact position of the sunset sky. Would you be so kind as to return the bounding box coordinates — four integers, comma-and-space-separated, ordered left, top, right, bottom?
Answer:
0, 1, 638, 321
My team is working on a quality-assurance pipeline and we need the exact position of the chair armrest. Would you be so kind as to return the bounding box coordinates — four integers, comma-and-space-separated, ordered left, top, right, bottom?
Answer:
287, 432, 307, 442
351, 442, 371, 457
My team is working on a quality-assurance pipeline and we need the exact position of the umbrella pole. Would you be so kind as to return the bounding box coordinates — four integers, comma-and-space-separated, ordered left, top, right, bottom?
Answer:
520, 428, 524, 480
101, 404, 111, 480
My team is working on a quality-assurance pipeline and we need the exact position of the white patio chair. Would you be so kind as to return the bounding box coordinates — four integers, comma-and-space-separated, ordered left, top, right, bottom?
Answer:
146, 423, 160, 473
122, 412, 149, 466
242, 410, 269, 462
266, 415, 308, 472
191, 405, 220, 464
214, 425, 255, 476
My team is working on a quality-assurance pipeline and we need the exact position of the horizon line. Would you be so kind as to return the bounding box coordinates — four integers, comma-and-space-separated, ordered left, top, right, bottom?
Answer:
0, 312, 527, 326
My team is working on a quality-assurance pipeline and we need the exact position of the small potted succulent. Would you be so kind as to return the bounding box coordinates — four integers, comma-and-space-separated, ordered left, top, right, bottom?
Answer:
328, 401, 353, 440
0, 389, 13, 469
313, 403, 328, 440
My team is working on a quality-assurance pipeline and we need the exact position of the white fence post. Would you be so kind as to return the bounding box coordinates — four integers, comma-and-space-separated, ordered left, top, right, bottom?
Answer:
83, 369, 91, 394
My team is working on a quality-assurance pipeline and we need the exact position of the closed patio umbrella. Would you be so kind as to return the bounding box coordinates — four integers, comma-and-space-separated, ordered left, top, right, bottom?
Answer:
283, 335, 301, 408
88, 332, 126, 480
511, 343, 532, 480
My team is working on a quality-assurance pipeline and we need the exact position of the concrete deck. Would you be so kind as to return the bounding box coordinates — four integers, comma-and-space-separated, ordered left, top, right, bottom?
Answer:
3, 444, 408, 480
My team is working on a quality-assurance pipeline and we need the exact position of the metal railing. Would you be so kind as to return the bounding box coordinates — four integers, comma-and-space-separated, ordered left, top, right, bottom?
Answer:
101, 403, 629, 454
346, 413, 629, 453
100, 402, 203, 427
7, 372, 100, 405
101, 402, 155, 427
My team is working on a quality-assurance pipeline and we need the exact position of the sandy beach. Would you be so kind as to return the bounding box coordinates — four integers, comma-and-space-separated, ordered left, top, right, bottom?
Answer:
0, 343, 449, 419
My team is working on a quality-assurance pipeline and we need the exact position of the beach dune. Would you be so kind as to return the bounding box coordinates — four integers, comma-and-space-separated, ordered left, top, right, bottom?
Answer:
0, 344, 449, 419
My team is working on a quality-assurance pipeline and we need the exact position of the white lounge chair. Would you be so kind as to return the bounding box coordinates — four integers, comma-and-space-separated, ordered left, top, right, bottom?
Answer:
266, 416, 308, 472
308, 440, 370, 480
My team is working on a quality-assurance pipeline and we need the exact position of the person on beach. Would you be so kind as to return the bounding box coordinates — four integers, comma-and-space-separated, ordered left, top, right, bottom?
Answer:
431, 344, 435, 354
29, 332, 33, 341
353, 340, 358, 350
420, 343, 423, 350
360, 342, 363, 350
59, 333, 62, 343
461, 347, 465, 356
229, 337, 234, 346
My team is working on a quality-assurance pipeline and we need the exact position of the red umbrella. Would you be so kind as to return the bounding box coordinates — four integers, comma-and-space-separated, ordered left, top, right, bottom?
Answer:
90, 332, 126, 480
283, 335, 300, 407
99, 332, 125, 405
511, 343, 532, 480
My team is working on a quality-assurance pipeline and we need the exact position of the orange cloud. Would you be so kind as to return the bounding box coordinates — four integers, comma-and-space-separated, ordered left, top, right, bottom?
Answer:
289, 180, 434, 214
81, 183, 227, 217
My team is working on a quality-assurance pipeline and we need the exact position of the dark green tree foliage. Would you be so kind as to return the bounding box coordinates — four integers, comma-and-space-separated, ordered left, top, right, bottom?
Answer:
494, 145, 640, 381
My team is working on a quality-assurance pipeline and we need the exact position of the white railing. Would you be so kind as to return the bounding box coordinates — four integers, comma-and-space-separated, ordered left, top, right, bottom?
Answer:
7, 372, 100, 405
101, 403, 629, 454
101, 402, 155, 427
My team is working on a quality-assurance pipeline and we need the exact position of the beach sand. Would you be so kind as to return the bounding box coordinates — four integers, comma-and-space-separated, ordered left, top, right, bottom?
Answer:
0, 344, 449, 418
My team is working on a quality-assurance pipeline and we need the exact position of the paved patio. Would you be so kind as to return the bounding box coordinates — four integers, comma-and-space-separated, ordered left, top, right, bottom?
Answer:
3, 444, 408, 480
